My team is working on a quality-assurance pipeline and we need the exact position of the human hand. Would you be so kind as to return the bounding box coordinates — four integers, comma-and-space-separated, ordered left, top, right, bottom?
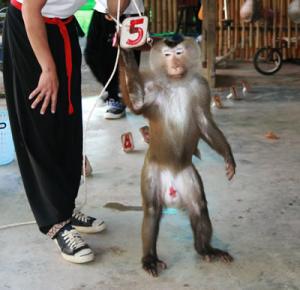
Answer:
29, 68, 59, 114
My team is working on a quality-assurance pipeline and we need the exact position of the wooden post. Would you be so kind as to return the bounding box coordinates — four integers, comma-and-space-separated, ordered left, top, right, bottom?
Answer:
234, 0, 238, 50
250, 22, 253, 54
201, 0, 207, 66
204, 0, 216, 87
296, 24, 298, 49
144, 0, 149, 12
272, 0, 276, 48
156, 0, 162, 33
162, 0, 168, 32
172, 0, 177, 32
279, 0, 283, 42
218, 0, 223, 56
167, 0, 173, 32
150, 0, 156, 32
288, 9, 291, 48
256, 22, 260, 48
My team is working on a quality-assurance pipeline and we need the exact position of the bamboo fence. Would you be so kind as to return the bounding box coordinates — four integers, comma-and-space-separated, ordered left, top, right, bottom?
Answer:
216, 0, 300, 60
145, 0, 299, 60
144, 0, 178, 33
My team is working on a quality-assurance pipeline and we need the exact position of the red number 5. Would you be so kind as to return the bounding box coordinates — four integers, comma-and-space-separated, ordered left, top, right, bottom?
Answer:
126, 18, 144, 46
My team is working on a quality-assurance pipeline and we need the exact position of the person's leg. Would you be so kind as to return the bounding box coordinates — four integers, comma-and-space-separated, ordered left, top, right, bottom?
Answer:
104, 15, 143, 120
104, 35, 142, 119
84, 10, 120, 97
101, 18, 127, 119
103, 46, 142, 120
85, 11, 127, 118
4, 6, 78, 232
97, 14, 127, 119
3, 5, 96, 263
84, 10, 108, 85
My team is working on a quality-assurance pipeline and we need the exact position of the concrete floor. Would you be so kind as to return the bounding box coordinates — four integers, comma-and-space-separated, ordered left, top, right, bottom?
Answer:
0, 60, 300, 290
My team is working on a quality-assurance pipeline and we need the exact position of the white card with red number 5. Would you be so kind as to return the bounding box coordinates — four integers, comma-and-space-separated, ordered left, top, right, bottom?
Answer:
120, 16, 148, 49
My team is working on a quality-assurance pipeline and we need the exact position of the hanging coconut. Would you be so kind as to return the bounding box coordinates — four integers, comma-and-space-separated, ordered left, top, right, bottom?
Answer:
288, 0, 300, 24
240, 0, 262, 23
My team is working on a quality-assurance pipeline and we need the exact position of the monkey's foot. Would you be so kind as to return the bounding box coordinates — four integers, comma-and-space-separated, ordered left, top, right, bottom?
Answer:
201, 248, 233, 263
142, 255, 167, 277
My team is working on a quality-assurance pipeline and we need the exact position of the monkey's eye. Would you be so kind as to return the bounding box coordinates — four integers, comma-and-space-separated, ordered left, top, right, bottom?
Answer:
163, 52, 172, 57
175, 47, 184, 55
162, 48, 172, 57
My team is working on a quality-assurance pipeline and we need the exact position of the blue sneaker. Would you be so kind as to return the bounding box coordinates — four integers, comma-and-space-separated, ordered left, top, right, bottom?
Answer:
104, 98, 126, 119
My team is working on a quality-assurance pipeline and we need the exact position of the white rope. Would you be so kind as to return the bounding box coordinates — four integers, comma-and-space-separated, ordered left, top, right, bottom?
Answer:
0, 221, 36, 230
79, 0, 122, 211
131, 0, 142, 17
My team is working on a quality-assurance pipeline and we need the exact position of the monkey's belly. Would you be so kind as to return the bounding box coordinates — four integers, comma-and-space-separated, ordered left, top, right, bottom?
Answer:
159, 167, 200, 208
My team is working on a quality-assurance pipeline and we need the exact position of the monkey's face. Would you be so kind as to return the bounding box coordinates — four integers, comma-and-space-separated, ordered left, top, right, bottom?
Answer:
149, 37, 201, 79
162, 45, 187, 79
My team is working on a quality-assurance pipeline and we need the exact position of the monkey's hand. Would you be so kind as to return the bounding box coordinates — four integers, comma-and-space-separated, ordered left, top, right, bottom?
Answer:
225, 159, 236, 181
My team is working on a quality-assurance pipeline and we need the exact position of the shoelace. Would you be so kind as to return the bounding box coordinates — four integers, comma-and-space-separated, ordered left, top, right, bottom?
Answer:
62, 229, 86, 250
72, 211, 89, 223
107, 99, 124, 110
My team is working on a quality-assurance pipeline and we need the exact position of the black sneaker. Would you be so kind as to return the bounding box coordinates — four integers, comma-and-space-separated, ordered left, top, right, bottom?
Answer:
71, 210, 106, 234
104, 98, 126, 119
54, 224, 94, 264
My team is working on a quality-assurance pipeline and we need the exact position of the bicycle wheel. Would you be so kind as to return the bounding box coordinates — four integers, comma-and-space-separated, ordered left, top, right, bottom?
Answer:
253, 47, 283, 75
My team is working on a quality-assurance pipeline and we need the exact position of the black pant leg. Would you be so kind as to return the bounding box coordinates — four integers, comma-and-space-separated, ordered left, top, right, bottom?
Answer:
3, 5, 82, 234
84, 11, 118, 97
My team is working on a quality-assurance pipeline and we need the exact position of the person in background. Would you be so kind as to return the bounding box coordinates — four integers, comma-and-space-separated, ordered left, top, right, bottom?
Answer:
84, 0, 144, 119
3, 0, 130, 264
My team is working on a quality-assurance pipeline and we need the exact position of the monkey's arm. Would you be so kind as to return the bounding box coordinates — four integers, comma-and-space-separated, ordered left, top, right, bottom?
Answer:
197, 107, 236, 180
119, 49, 146, 114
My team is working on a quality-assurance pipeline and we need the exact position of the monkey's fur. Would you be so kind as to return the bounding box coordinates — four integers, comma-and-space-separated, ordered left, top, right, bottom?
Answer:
119, 36, 236, 277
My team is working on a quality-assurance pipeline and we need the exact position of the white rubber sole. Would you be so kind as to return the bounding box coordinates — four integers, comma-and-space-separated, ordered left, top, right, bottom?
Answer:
61, 251, 94, 264
54, 241, 95, 264
73, 222, 106, 234
104, 111, 126, 120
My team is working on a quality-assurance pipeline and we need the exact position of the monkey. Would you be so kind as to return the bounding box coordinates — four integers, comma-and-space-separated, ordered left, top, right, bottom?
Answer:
118, 35, 236, 277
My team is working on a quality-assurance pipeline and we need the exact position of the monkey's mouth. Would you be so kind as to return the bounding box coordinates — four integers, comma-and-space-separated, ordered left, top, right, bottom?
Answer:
168, 67, 186, 78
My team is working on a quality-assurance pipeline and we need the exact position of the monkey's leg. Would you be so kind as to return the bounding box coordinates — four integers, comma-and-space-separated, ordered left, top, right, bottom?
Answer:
141, 202, 167, 277
188, 172, 233, 263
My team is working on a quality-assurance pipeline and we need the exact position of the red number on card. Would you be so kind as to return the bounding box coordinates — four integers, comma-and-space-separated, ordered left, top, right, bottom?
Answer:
126, 18, 144, 46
